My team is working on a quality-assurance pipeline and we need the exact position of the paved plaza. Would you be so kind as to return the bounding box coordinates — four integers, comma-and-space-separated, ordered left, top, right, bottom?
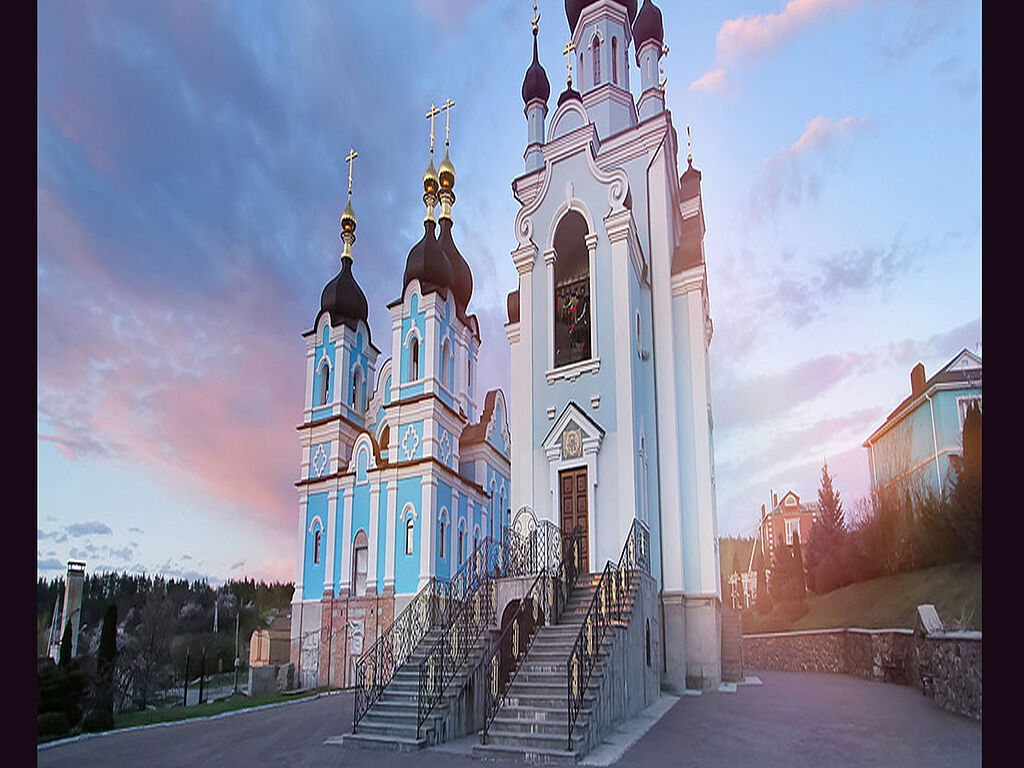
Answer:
37, 671, 981, 768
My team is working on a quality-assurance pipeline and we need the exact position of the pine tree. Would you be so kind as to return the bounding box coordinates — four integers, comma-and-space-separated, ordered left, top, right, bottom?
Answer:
96, 602, 118, 714
817, 460, 844, 531
791, 532, 807, 597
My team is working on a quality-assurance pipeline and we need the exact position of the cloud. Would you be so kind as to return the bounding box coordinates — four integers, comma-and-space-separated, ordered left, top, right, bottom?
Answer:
109, 546, 133, 560
38, 558, 65, 571
65, 521, 113, 537
688, 68, 727, 93
750, 116, 868, 219
231, 560, 245, 571
128, 527, 144, 534
691, 0, 866, 92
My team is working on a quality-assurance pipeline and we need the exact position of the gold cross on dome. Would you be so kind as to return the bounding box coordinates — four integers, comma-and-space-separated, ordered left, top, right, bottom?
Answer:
532, 1, 540, 33
345, 147, 358, 199
425, 103, 441, 155
686, 124, 692, 164
563, 38, 576, 85
441, 98, 456, 145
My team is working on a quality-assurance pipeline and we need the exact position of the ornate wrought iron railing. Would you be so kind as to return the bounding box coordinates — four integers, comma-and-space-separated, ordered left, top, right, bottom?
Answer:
352, 576, 445, 731
565, 519, 649, 750
416, 534, 500, 736
479, 527, 583, 744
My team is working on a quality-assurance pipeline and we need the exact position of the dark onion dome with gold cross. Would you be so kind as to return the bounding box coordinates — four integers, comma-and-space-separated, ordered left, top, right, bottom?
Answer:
558, 81, 583, 106
403, 219, 453, 301
633, 0, 664, 53
522, 23, 550, 106
319, 198, 371, 341
566, 0, 636, 31
437, 158, 473, 317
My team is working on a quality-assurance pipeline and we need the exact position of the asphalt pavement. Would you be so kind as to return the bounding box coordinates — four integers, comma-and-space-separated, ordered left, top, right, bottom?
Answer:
36, 670, 982, 768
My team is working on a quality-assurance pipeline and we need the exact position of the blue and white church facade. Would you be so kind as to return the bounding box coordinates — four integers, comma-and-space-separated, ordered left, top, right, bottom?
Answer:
506, 0, 722, 690
291, 136, 511, 689
292, 0, 722, 693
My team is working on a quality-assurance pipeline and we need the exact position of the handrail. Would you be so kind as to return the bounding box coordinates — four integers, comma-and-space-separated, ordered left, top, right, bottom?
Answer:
353, 576, 444, 730
479, 526, 582, 744
565, 519, 649, 750
416, 534, 500, 736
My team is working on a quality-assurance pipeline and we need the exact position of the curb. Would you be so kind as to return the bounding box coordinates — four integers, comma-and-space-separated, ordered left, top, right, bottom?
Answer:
37, 689, 348, 751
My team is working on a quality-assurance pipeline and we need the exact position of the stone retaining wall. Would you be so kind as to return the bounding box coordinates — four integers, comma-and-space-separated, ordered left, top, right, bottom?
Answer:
743, 611, 981, 721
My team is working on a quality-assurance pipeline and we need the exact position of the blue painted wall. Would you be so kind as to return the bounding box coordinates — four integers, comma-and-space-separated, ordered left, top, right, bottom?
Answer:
303, 492, 328, 600
394, 476, 422, 594
312, 325, 336, 422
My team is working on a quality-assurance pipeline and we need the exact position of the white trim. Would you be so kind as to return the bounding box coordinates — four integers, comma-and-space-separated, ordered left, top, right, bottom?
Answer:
308, 515, 324, 534
402, 502, 418, 521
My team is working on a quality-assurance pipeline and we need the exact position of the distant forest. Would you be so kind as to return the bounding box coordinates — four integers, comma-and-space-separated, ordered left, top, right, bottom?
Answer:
37, 572, 294, 673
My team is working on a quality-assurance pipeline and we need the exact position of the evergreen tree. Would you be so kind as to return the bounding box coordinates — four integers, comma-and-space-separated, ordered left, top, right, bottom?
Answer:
791, 532, 807, 597
96, 602, 117, 715
817, 460, 844, 531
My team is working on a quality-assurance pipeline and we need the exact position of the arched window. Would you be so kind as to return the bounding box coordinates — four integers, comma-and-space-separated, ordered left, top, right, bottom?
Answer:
592, 35, 601, 86
409, 337, 420, 380
405, 517, 415, 555
351, 367, 362, 410
439, 517, 447, 559
612, 37, 618, 84
579, 53, 583, 88
352, 530, 368, 596
379, 424, 390, 456
313, 529, 322, 564
458, 526, 465, 566
441, 339, 452, 389
553, 211, 592, 368
318, 360, 330, 406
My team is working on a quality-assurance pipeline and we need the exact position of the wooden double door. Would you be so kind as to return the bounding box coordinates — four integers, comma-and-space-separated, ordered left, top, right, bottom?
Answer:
559, 467, 590, 573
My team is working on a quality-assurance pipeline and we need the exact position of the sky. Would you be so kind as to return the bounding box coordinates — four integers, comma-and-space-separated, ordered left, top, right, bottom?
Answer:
37, 0, 982, 584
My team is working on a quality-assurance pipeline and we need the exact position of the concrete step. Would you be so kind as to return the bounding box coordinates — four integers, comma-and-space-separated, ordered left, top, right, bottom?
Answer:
483, 727, 587, 753
341, 731, 428, 752
472, 741, 581, 765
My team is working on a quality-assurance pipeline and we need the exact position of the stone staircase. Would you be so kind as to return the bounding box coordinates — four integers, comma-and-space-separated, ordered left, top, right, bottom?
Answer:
474, 571, 640, 764
344, 623, 490, 751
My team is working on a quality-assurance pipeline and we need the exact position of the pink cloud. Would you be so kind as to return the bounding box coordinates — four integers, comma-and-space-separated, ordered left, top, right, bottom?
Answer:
691, 0, 867, 93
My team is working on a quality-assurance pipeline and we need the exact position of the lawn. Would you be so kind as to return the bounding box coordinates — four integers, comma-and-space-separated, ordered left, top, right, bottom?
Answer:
742, 561, 981, 635
112, 689, 320, 730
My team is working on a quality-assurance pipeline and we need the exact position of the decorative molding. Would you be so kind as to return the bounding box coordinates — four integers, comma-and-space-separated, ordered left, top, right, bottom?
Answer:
546, 356, 601, 384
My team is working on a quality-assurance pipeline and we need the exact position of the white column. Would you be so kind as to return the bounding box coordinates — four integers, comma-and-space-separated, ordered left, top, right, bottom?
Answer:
450, 489, 460, 579
323, 488, 340, 596
384, 478, 397, 589
648, 141, 685, 594
338, 486, 354, 594
585, 233, 599, 359
606, 213, 636, 547
544, 249, 556, 372
295, 494, 308, 596
303, 346, 315, 422
510, 244, 537, 515
367, 481, 381, 592
425, 302, 437, 394
419, 477, 437, 588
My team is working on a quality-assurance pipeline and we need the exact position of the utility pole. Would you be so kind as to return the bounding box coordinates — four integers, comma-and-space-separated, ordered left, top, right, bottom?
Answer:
233, 608, 240, 695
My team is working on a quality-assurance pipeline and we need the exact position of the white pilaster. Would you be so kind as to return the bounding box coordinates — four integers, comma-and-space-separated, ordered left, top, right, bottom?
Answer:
367, 481, 381, 592
323, 488, 340, 596
419, 477, 437, 588
338, 486, 354, 594
384, 479, 397, 589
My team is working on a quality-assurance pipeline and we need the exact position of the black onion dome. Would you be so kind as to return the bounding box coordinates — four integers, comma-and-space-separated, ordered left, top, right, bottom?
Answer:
439, 218, 473, 316
558, 83, 583, 106
566, 0, 636, 32
522, 32, 550, 105
320, 257, 370, 342
403, 220, 453, 300
632, 0, 663, 51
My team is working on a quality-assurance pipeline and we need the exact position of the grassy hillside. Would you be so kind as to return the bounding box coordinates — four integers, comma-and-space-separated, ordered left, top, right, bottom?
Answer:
743, 561, 981, 635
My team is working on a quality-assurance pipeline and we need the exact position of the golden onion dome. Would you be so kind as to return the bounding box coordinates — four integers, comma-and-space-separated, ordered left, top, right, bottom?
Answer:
340, 198, 357, 234
438, 147, 455, 190
423, 157, 439, 195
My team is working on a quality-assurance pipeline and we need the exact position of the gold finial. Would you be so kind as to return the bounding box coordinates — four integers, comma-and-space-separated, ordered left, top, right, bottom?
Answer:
686, 124, 692, 165
563, 38, 576, 87
659, 44, 669, 91
340, 147, 357, 260
425, 103, 441, 158
441, 97, 456, 147
531, 1, 540, 34
345, 147, 358, 201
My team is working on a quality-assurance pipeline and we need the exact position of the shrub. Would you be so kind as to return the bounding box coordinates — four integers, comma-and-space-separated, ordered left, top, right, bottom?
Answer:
37, 711, 71, 740
80, 708, 115, 733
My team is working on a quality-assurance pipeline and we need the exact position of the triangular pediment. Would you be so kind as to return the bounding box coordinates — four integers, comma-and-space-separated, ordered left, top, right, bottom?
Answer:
542, 401, 604, 460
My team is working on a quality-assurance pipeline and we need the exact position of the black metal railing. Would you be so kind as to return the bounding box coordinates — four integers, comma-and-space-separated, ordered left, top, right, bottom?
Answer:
416, 534, 501, 735
353, 576, 445, 731
479, 527, 583, 744
565, 519, 649, 750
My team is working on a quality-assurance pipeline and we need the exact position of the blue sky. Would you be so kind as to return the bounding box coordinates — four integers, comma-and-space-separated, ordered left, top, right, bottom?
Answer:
37, 0, 981, 583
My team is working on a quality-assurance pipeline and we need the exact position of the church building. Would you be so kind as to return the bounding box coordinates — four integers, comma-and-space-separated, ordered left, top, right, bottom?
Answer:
290, 113, 511, 690
506, 0, 722, 690
292, 0, 722, 702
